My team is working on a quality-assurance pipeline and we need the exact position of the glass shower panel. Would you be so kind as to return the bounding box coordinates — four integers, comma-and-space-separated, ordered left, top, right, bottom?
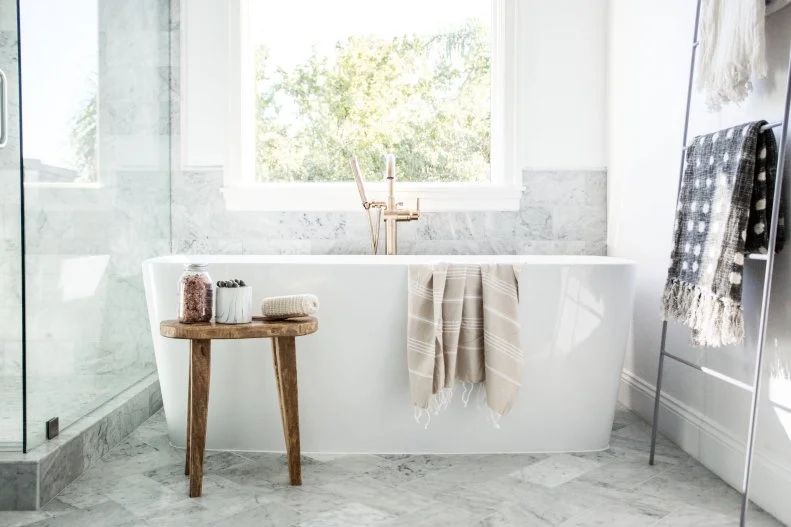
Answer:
0, 0, 23, 451
20, 0, 171, 450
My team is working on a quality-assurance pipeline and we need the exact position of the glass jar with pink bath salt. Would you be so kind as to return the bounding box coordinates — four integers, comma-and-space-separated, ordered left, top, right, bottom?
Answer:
177, 263, 214, 323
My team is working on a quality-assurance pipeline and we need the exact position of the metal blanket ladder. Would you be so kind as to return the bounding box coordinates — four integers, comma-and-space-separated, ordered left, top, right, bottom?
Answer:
648, 1, 791, 526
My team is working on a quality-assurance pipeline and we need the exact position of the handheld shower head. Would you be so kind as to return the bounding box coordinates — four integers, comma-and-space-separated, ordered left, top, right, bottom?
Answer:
349, 157, 368, 206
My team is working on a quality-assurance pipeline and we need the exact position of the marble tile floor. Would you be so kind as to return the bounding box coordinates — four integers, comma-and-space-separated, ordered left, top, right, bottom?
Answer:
0, 405, 783, 527
0, 368, 154, 447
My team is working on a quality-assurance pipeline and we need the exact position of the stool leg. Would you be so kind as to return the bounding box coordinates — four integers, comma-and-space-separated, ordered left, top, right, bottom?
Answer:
185, 352, 192, 476
271, 341, 288, 440
189, 339, 211, 497
272, 336, 301, 486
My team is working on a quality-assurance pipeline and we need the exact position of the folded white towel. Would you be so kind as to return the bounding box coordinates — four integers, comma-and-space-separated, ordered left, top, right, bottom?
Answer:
261, 294, 319, 320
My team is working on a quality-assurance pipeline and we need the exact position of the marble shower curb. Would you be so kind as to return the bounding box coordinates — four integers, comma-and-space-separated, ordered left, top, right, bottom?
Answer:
0, 374, 162, 511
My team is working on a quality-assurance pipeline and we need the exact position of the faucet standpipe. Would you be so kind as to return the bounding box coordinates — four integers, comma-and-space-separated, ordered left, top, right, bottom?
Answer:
382, 154, 420, 255
349, 154, 420, 255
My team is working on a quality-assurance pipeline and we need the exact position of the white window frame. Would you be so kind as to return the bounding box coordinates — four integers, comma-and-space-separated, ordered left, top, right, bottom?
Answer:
221, 0, 522, 212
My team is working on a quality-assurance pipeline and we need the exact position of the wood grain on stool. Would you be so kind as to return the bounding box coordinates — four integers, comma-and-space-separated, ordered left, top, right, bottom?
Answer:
189, 339, 211, 497
160, 317, 317, 340
185, 354, 192, 476
272, 336, 301, 485
159, 316, 317, 498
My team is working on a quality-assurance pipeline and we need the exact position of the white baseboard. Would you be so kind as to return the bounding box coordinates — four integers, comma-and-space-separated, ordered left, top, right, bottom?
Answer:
620, 370, 791, 525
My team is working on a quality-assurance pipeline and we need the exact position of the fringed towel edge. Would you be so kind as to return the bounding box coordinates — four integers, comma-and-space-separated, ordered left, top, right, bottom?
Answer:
412, 382, 504, 430
660, 278, 745, 348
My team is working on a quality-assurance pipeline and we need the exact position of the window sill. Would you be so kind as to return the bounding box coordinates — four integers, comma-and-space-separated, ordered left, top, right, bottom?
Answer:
221, 182, 524, 212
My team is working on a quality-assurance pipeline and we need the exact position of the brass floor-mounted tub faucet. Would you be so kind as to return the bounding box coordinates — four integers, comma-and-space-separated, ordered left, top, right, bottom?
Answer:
350, 154, 420, 255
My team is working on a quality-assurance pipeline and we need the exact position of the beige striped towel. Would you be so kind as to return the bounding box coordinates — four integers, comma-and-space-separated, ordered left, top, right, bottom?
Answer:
407, 263, 522, 427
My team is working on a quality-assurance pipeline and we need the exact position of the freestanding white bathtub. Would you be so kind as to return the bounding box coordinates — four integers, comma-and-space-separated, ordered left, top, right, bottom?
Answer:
143, 255, 636, 454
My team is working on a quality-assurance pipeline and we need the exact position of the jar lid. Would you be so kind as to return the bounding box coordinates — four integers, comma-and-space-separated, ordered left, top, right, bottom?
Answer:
185, 263, 209, 271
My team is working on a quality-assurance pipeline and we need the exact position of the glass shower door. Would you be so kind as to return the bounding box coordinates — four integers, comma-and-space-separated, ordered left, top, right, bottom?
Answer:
20, 0, 171, 451
0, 0, 23, 452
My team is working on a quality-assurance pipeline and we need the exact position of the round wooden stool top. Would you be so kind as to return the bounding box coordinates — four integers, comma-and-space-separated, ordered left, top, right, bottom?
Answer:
160, 316, 318, 340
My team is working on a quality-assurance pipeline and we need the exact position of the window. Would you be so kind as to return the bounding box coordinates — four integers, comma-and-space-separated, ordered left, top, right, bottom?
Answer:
20, 0, 99, 186
222, 0, 521, 211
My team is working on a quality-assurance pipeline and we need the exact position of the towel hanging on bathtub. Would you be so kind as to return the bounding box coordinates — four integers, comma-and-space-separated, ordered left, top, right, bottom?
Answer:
407, 263, 522, 427
661, 121, 784, 347
696, 0, 767, 111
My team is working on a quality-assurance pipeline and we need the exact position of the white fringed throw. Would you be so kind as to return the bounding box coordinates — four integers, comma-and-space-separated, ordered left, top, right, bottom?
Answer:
662, 121, 784, 347
261, 294, 319, 320
696, 0, 767, 111
407, 263, 522, 427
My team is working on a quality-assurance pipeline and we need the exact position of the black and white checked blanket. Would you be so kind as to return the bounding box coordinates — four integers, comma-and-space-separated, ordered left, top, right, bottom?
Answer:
661, 121, 785, 347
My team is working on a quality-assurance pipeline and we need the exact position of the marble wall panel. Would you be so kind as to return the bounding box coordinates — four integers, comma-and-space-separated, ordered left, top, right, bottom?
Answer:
170, 169, 607, 256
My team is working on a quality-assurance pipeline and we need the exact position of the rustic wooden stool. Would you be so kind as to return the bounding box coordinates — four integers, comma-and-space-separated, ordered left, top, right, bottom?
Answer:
159, 316, 318, 497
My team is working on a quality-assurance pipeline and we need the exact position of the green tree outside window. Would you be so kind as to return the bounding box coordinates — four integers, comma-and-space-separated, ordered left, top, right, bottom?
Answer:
255, 20, 491, 183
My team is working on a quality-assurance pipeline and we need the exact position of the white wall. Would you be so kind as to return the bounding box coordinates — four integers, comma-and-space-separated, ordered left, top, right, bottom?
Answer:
520, 0, 607, 170
608, 1, 791, 523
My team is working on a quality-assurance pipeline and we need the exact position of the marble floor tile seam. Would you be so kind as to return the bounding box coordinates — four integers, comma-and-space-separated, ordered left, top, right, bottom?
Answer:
383, 454, 497, 489
455, 424, 766, 525
477, 477, 676, 527
553, 502, 675, 527
46, 467, 307, 527
323, 474, 475, 516
127, 449, 505, 526
126, 448, 430, 526
557, 482, 699, 527
451, 445, 671, 493
467, 481, 728, 527
134, 469, 472, 527
582, 455, 678, 491
124, 477, 307, 526
575, 461, 776, 526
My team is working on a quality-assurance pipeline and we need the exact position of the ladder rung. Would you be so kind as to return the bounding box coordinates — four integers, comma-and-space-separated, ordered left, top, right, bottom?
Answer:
747, 253, 768, 261
681, 120, 782, 151
662, 350, 755, 393
761, 120, 783, 131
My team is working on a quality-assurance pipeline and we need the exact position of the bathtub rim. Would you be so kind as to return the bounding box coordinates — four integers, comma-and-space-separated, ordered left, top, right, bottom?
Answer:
144, 254, 635, 266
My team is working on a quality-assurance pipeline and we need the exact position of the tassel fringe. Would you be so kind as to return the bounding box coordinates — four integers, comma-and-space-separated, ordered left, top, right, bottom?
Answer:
695, 0, 767, 111
660, 278, 744, 348
413, 382, 502, 430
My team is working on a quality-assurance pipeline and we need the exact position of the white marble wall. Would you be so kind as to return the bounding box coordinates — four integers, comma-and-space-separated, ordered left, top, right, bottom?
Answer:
170, 168, 606, 256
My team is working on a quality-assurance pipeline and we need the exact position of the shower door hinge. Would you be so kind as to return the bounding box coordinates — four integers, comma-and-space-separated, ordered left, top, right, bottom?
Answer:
46, 417, 59, 440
